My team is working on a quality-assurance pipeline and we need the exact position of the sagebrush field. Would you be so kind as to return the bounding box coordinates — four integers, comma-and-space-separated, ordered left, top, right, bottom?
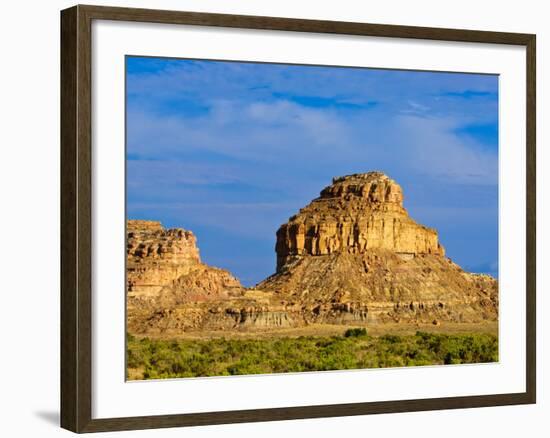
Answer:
126, 330, 498, 380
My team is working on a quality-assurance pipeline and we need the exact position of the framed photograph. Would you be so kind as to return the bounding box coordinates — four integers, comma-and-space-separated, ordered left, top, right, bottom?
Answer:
60, 4, 536, 433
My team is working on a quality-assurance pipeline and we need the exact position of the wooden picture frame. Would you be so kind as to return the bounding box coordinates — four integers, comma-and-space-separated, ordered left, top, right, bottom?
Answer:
61, 4, 536, 433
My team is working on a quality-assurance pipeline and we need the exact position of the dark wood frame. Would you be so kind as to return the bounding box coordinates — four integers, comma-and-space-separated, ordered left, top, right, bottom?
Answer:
61, 4, 536, 433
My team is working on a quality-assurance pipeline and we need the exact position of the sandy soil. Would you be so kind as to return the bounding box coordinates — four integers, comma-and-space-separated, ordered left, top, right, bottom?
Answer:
132, 321, 498, 340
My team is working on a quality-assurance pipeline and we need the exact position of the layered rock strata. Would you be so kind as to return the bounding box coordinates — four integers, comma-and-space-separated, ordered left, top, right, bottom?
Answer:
275, 172, 444, 271
126, 172, 498, 336
258, 250, 498, 325
126, 220, 247, 334
127, 220, 201, 298
261, 172, 496, 325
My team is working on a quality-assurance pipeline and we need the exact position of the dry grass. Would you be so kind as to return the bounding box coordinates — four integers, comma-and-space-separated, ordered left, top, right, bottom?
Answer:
133, 321, 498, 341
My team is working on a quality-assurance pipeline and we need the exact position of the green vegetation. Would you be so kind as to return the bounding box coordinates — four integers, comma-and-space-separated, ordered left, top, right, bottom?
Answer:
344, 327, 368, 338
126, 330, 498, 380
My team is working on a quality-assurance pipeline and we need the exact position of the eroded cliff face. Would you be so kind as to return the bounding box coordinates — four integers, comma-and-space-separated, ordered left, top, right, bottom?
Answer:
258, 250, 498, 326
126, 172, 498, 336
260, 172, 496, 326
126, 220, 246, 334
127, 220, 201, 298
275, 172, 444, 271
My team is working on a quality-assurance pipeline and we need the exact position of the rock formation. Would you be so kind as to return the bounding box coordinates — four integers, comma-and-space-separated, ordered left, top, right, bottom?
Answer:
127, 220, 202, 298
126, 172, 498, 336
260, 172, 497, 325
126, 220, 246, 334
275, 172, 444, 271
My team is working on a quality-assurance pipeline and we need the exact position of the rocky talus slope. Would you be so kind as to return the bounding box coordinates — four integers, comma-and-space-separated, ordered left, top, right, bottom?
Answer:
259, 172, 497, 325
126, 220, 247, 334
127, 173, 498, 335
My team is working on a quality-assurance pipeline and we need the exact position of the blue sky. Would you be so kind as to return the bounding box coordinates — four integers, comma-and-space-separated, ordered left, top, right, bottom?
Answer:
126, 56, 499, 286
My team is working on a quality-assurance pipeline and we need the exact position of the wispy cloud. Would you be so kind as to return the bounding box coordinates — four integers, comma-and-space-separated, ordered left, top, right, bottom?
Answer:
401, 100, 430, 114
440, 90, 498, 99
393, 115, 498, 185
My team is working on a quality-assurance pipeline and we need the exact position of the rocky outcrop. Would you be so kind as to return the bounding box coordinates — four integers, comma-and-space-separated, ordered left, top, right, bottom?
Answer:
126, 220, 249, 333
258, 250, 498, 325
260, 172, 497, 325
126, 221, 301, 335
127, 220, 201, 298
276, 172, 444, 271
127, 172, 498, 336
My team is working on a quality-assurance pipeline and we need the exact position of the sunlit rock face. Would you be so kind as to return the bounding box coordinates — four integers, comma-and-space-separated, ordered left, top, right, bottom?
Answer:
275, 172, 445, 272
126, 220, 241, 300
127, 220, 202, 298
126, 172, 497, 336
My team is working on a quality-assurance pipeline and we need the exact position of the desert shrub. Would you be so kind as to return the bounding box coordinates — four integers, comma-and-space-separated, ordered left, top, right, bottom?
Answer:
126, 331, 498, 379
344, 327, 368, 338
380, 334, 402, 343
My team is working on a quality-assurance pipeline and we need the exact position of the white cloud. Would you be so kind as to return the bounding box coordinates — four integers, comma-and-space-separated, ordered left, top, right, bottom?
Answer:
392, 115, 498, 185
402, 100, 431, 114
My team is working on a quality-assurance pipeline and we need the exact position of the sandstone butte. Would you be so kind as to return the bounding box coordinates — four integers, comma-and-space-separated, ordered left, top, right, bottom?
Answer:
127, 172, 498, 336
